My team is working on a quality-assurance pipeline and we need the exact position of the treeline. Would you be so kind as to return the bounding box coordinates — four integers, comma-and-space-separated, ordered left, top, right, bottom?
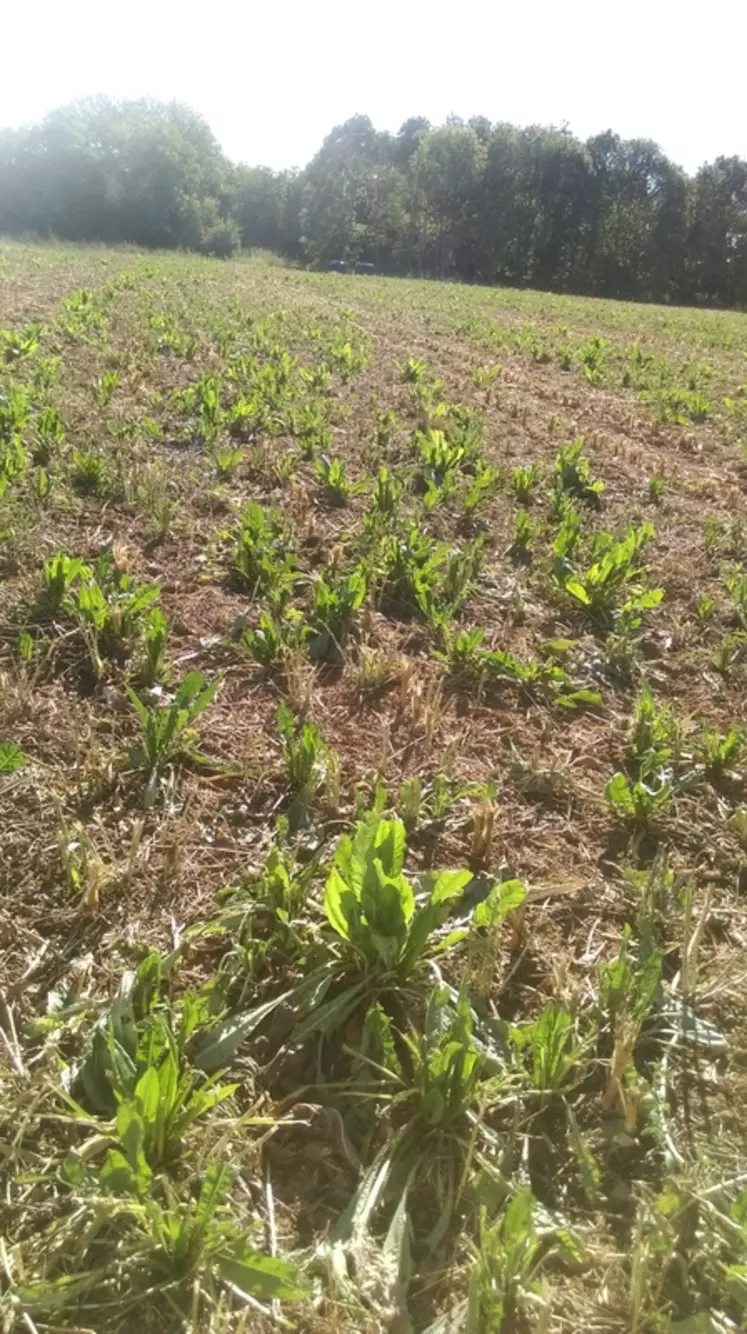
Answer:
1, 98, 747, 306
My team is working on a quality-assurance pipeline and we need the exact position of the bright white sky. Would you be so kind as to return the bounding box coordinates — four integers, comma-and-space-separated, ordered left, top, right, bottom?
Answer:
2, 0, 745, 175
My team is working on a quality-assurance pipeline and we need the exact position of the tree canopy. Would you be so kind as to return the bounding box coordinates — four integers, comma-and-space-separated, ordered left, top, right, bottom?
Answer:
1, 98, 746, 306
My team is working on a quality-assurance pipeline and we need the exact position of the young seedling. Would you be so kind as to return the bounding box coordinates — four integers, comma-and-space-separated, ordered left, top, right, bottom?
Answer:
508, 508, 536, 563
140, 608, 169, 686
314, 454, 361, 505
553, 522, 662, 633
288, 815, 481, 1042
91, 370, 120, 408
399, 356, 428, 383
550, 438, 604, 511
231, 501, 296, 599
698, 726, 744, 780
212, 445, 244, 479
512, 463, 540, 504
463, 463, 500, 517
605, 754, 674, 828
241, 609, 308, 673
275, 701, 335, 825
127, 671, 220, 806
306, 563, 369, 660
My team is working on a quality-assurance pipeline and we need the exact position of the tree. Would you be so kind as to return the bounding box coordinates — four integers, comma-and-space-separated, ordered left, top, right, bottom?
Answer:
299, 115, 406, 267
688, 157, 747, 305
411, 125, 486, 279
1, 99, 746, 307
234, 166, 288, 251
0, 97, 238, 254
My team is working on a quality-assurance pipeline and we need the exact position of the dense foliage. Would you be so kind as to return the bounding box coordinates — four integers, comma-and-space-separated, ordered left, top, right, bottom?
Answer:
2, 98, 747, 304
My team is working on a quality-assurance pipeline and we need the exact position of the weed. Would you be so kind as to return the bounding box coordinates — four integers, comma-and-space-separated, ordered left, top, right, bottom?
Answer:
0, 740, 27, 774
276, 701, 332, 824
605, 757, 674, 826
508, 507, 536, 562
212, 444, 244, 478
550, 438, 604, 509
231, 501, 295, 598
140, 607, 169, 686
92, 370, 120, 407
698, 726, 744, 779
1, 321, 42, 362
553, 522, 662, 632
512, 462, 540, 504
72, 447, 108, 495
0, 384, 30, 497
463, 1191, 557, 1333
649, 386, 709, 423
315, 453, 360, 504
472, 361, 502, 393
127, 671, 220, 805
368, 464, 404, 521
630, 683, 680, 765
463, 463, 500, 515
400, 356, 428, 383
73, 556, 161, 675
242, 608, 308, 671
307, 563, 369, 659
5, 243, 747, 1334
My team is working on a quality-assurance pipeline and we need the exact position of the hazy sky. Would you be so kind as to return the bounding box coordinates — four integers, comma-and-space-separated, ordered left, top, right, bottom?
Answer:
2, 0, 745, 174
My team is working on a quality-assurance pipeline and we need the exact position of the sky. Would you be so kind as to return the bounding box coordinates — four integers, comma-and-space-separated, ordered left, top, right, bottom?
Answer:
2, 0, 745, 175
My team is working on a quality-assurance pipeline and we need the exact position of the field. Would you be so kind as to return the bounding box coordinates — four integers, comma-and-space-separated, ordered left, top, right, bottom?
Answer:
2, 241, 747, 1334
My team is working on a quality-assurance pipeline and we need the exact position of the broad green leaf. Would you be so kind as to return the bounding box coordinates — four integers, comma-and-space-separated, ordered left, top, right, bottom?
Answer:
175, 670, 209, 708
635, 587, 664, 611
565, 578, 590, 605
503, 1187, 535, 1247
125, 684, 151, 729
293, 979, 368, 1040
134, 1065, 160, 1123
189, 675, 221, 719
556, 688, 603, 710
194, 990, 292, 1071
360, 1002, 402, 1076
100, 1145, 150, 1197
324, 867, 354, 939
430, 868, 473, 906
383, 1178, 413, 1288
218, 1247, 306, 1301
373, 818, 407, 879
17, 1272, 103, 1312
333, 1143, 396, 1243
605, 772, 635, 816
474, 878, 526, 928
0, 741, 26, 775
361, 862, 411, 956
116, 1100, 145, 1158
422, 1087, 446, 1125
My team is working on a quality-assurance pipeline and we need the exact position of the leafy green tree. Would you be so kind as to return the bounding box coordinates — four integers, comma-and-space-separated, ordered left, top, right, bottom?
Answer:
0, 97, 237, 255
299, 115, 407, 268
585, 133, 688, 301
1, 98, 746, 306
234, 165, 288, 250
688, 156, 747, 305
411, 123, 486, 278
